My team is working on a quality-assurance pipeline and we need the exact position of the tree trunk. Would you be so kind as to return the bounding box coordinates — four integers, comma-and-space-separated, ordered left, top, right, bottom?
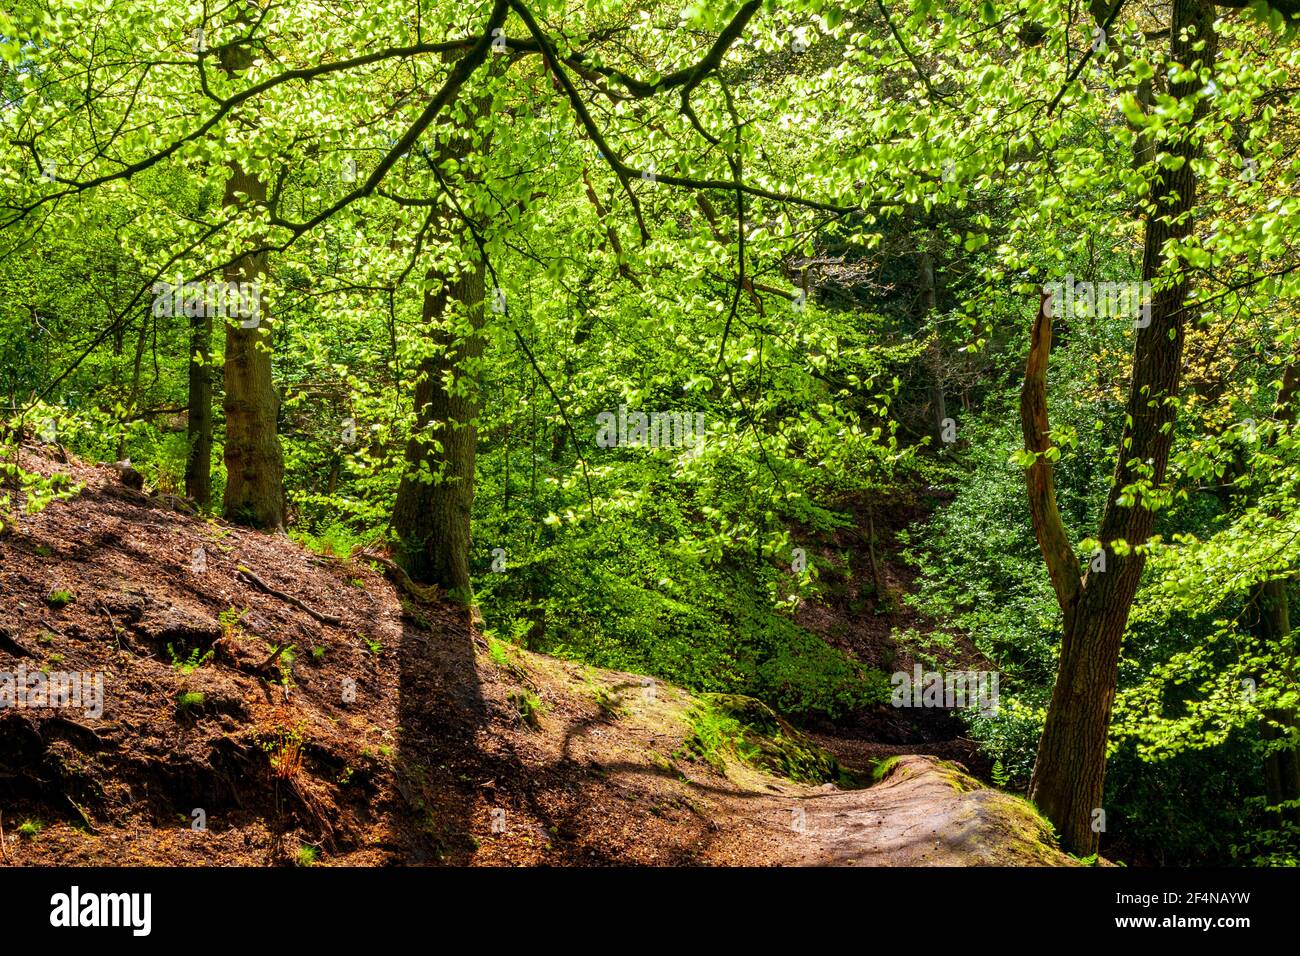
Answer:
550, 282, 595, 463
865, 504, 889, 610
1023, 0, 1217, 855
218, 37, 285, 530
185, 307, 213, 508
391, 258, 487, 595
1249, 579, 1300, 822
118, 305, 151, 461
917, 250, 947, 446
1247, 361, 1300, 821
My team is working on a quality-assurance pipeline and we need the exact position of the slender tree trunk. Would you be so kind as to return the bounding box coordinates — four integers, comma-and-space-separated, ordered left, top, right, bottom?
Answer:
185, 307, 213, 508
218, 36, 285, 530
1197, 359, 1300, 822
1265, 366, 1300, 818
550, 282, 595, 462
865, 504, 889, 609
1245, 362, 1300, 821
391, 258, 487, 594
917, 249, 946, 446
117, 305, 151, 460
1023, 0, 1217, 855
1249, 579, 1300, 822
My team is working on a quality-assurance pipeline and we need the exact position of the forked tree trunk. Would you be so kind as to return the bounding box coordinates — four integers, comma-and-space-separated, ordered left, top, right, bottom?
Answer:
391, 258, 487, 595
1022, 0, 1217, 855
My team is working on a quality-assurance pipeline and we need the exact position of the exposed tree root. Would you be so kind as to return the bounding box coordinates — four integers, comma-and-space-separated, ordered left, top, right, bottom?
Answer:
360, 547, 440, 604
236, 567, 343, 626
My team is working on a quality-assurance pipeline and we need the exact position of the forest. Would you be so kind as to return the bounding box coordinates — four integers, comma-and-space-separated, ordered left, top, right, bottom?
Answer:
0, 0, 1297, 885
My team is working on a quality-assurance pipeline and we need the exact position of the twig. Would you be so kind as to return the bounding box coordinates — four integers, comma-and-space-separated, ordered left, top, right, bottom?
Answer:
65, 794, 98, 834
235, 567, 343, 626
257, 643, 289, 671
1044, 0, 1127, 117
49, 715, 107, 747
38, 615, 64, 637
95, 599, 121, 651
0, 809, 8, 863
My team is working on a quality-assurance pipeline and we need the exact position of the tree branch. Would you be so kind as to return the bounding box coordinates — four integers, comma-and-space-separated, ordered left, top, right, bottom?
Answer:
1020, 289, 1083, 622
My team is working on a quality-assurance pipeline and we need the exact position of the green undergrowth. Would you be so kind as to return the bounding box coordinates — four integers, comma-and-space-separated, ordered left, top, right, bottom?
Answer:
679, 693, 853, 785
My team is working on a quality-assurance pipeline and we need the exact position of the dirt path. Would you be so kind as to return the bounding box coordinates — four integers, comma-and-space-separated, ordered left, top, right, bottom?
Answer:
519, 660, 1076, 867
702, 756, 1073, 866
